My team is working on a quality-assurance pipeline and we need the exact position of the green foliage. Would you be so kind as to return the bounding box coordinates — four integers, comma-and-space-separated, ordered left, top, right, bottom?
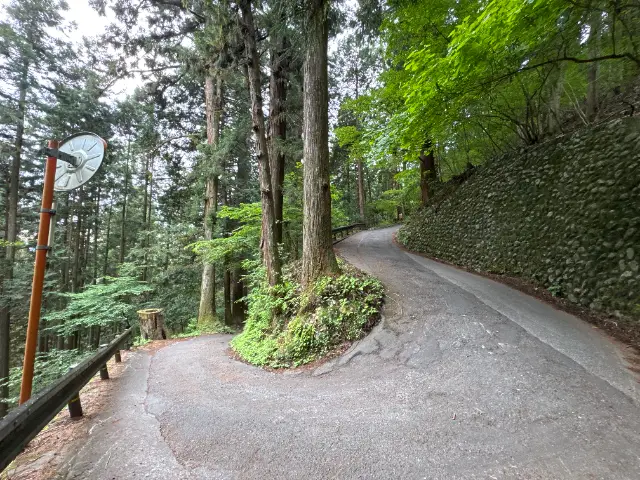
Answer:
548, 284, 563, 298
0, 349, 90, 406
330, 188, 350, 228
347, 0, 640, 211
174, 318, 201, 338
231, 260, 384, 368
132, 336, 151, 347
150, 263, 201, 334
175, 317, 235, 338
2, 0, 636, 420
190, 203, 262, 264
335, 124, 367, 159
44, 266, 153, 336
0, 240, 23, 249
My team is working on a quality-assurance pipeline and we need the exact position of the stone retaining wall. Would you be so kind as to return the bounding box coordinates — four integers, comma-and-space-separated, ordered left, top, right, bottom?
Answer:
399, 117, 640, 319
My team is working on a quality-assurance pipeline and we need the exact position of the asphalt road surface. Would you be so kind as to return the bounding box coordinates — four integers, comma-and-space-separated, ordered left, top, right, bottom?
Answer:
59, 226, 640, 479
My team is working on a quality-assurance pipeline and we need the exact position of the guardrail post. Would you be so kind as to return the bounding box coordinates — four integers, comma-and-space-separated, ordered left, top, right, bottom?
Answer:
99, 344, 109, 380
66, 365, 83, 418
67, 393, 83, 418
0, 328, 133, 472
114, 350, 122, 363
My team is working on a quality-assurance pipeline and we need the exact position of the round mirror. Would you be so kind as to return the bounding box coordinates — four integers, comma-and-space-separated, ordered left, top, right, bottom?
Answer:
54, 132, 106, 192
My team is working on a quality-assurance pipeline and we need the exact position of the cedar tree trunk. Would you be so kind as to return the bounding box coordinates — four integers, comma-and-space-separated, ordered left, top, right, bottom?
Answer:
198, 73, 223, 326
419, 143, 436, 206
301, 0, 339, 286
268, 32, 288, 245
239, 0, 281, 286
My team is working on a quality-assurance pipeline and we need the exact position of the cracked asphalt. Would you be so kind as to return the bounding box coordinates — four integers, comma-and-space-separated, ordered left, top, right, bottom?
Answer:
59, 226, 640, 479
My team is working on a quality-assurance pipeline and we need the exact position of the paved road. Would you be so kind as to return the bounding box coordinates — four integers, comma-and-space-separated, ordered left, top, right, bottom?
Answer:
59, 226, 640, 479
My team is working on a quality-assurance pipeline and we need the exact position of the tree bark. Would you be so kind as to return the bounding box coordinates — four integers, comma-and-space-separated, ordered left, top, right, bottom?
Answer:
419, 143, 436, 206
268, 29, 288, 244
103, 199, 112, 276
89, 325, 101, 349
38, 331, 48, 353
119, 141, 130, 264
224, 268, 232, 325
344, 155, 350, 204
198, 73, 223, 326
354, 51, 365, 222
231, 267, 245, 326
586, 15, 600, 122
547, 63, 566, 133
0, 58, 28, 417
57, 194, 70, 350
143, 155, 154, 282
142, 156, 149, 231
357, 160, 366, 220
137, 309, 167, 340
301, 0, 339, 286
92, 187, 100, 284
82, 211, 90, 285
240, 0, 282, 286
72, 189, 84, 293
68, 198, 81, 345
141, 155, 150, 282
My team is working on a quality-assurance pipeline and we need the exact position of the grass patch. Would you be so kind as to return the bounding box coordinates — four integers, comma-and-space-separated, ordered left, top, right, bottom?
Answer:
175, 317, 235, 338
132, 336, 151, 347
231, 260, 384, 368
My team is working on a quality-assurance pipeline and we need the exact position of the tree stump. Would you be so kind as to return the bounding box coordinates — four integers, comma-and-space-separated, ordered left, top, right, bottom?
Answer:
137, 308, 167, 340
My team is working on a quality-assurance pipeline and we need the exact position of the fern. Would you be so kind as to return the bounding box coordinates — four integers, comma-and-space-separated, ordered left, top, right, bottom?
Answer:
45, 268, 153, 336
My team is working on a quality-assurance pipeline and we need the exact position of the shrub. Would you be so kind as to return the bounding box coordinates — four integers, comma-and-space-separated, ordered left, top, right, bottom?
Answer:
231, 260, 384, 367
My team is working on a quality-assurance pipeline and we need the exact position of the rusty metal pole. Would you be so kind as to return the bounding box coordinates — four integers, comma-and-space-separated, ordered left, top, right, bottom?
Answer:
19, 141, 58, 404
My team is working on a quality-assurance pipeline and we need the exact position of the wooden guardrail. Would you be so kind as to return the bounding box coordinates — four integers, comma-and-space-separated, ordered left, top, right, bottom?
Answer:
332, 223, 366, 243
0, 327, 132, 472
